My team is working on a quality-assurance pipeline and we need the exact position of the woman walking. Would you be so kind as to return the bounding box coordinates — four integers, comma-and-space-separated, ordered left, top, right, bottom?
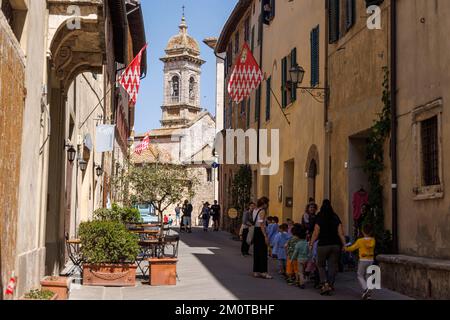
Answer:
200, 202, 211, 232
251, 197, 272, 279
309, 199, 346, 295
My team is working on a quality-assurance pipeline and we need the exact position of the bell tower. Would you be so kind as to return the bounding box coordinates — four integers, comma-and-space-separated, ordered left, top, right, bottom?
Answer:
160, 15, 205, 128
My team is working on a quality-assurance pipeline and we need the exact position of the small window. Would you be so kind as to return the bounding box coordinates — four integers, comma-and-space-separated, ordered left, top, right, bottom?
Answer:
234, 31, 240, 54
189, 77, 196, 103
171, 76, 180, 102
246, 98, 251, 129
328, 0, 340, 43
262, 0, 276, 25
421, 116, 440, 186
281, 48, 297, 107
244, 17, 250, 43
255, 87, 261, 122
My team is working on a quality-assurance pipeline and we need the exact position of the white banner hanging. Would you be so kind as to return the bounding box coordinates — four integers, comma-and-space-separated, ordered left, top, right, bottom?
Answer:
96, 125, 115, 153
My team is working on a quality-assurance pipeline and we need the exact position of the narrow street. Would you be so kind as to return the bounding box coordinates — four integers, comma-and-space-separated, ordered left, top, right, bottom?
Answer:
70, 228, 411, 300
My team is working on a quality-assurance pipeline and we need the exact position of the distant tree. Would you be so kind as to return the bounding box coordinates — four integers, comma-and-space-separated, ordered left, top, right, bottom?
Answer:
114, 163, 198, 236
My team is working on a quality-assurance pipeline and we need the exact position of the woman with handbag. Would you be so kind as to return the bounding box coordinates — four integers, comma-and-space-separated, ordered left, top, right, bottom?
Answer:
250, 197, 272, 279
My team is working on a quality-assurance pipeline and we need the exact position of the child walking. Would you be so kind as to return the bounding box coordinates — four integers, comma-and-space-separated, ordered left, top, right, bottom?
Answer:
291, 226, 309, 289
345, 224, 376, 300
285, 224, 302, 285
272, 224, 291, 275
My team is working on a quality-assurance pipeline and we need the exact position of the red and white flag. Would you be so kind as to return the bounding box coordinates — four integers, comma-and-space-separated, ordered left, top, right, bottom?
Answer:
4, 273, 16, 296
227, 43, 263, 103
134, 135, 150, 155
119, 44, 148, 105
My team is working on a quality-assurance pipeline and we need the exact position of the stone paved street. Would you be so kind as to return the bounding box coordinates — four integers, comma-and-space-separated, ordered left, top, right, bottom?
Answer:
70, 228, 412, 300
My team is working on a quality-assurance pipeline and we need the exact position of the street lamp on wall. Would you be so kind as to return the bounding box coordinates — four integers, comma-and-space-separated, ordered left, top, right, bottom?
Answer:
65, 145, 77, 163
96, 165, 103, 177
79, 159, 88, 172
288, 63, 329, 103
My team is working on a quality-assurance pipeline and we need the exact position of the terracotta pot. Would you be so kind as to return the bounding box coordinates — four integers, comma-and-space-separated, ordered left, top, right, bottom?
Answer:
20, 292, 58, 300
40, 276, 71, 300
83, 264, 137, 287
148, 258, 178, 286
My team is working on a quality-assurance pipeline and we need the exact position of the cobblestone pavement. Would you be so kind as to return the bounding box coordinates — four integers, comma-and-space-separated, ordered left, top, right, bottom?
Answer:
69, 228, 412, 300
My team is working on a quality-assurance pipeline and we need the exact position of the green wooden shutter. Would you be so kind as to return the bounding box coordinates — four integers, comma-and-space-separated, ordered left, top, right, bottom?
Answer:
266, 76, 271, 121
310, 26, 320, 87
328, 0, 340, 43
346, 0, 356, 30
281, 57, 287, 108
290, 48, 297, 102
255, 87, 261, 122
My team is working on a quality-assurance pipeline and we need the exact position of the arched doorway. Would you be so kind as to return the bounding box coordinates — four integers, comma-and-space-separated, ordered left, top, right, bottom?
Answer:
305, 145, 320, 203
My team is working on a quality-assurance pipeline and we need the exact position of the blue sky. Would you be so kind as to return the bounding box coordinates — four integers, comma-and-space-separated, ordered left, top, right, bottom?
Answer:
134, 0, 237, 134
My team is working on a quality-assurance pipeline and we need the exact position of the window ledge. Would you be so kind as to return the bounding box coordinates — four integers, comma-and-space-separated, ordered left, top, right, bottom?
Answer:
413, 186, 444, 201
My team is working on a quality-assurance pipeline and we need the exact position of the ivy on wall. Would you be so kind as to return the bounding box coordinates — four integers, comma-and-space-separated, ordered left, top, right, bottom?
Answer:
363, 67, 393, 255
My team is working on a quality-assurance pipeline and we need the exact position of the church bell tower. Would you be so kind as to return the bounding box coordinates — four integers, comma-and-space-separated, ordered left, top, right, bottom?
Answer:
160, 15, 205, 128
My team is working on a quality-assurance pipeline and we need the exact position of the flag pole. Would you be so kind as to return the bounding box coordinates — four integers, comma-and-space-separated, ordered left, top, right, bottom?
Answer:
78, 85, 114, 129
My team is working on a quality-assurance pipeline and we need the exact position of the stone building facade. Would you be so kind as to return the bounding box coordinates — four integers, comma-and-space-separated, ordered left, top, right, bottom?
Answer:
133, 16, 217, 223
215, 0, 327, 231
0, 0, 146, 299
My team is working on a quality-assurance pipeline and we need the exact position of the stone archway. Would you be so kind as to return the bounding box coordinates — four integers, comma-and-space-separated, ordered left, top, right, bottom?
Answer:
44, 2, 106, 275
305, 145, 320, 202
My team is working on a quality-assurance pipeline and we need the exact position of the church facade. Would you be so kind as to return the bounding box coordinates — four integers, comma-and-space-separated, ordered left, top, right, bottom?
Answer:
133, 16, 217, 223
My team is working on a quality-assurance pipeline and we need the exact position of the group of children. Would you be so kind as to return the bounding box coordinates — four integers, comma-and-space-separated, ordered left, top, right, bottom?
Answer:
266, 215, 376, 299
267, 217, 320, 289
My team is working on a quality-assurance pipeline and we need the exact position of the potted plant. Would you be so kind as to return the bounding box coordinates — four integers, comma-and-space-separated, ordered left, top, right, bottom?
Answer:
20, 289, 58, 300
40, 276, 71, 300
79, 220, 140, 287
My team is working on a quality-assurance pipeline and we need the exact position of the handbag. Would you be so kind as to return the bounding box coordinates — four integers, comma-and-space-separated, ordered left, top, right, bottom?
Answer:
246, 209, 262, 246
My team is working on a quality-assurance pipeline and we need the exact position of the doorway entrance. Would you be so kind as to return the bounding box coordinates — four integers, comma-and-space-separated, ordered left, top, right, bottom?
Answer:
348, 134, 370, 239
283, 160, 295, 222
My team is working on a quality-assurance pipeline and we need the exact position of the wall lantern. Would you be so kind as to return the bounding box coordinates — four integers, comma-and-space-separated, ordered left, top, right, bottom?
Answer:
66, 146, 77, 163
96, 165, 103, 177
289, 64, 306, 87
79, 159, 88, 172
288, 63, 329, 103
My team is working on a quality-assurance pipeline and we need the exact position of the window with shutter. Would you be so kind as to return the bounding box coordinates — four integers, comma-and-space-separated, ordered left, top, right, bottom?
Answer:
255, 87, 261, 122
266, 77, 271, 121
281, 57, 287, 108
290, 48, 297, 102
235, 31, 240, 54
251, 26, 255, 52
328, 0, 340, 43
346, 0, 356, 31
244, 17, 250, 43
310, 26, 320, 87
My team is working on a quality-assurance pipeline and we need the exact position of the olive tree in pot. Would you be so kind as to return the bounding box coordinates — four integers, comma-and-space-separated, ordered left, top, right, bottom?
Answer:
79, 220, 140, 287
115, 163, 198, 238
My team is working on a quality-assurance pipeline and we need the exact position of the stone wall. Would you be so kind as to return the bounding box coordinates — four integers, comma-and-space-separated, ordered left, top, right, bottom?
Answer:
378, 255, 450, 300
0, 12, 26, 299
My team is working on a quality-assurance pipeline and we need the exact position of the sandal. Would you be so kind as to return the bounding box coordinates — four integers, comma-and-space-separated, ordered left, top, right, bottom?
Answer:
253, 272, 261, 278
260, 273, 273, 279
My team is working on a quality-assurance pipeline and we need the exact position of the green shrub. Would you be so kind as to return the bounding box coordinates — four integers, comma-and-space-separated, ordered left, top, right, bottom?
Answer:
24, 289, 55, 300
92, 204, 142, 224
79, 220, 140, 264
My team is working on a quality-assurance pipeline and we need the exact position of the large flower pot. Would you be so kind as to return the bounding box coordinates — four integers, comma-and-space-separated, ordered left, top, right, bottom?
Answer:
148, 258, 178, 286
40, 276, 71, 300
83, 264, 137, 287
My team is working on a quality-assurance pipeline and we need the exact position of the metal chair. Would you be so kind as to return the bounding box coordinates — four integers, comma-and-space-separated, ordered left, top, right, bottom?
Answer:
64, 233, 84, 276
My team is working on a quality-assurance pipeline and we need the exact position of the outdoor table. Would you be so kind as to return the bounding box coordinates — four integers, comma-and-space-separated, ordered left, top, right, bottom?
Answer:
132, 230, 160, 241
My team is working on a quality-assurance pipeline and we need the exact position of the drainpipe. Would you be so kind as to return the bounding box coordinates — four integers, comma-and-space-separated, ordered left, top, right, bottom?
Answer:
257, 1, 264, 165
390, 0, 399, 254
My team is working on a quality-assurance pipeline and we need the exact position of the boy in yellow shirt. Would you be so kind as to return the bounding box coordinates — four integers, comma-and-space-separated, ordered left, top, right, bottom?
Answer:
345, 224, 376, 300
